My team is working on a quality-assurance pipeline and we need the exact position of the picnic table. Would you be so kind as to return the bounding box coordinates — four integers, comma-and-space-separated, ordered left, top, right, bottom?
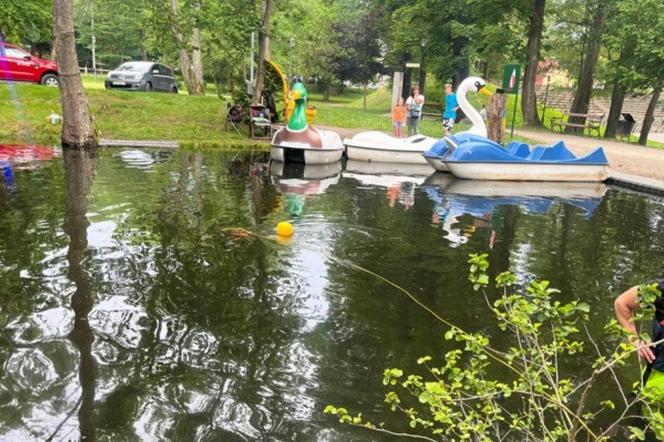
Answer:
551, 112, 604, 137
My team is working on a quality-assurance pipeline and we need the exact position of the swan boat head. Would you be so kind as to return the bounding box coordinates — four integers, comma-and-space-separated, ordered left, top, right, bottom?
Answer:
456, 76, 492, 138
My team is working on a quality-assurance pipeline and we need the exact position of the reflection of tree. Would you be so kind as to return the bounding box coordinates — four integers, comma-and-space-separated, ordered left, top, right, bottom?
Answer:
63, 149, 97, 441
102, 151, 299, 439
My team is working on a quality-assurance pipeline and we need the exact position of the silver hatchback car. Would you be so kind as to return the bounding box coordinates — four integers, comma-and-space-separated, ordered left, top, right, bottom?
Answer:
105, 61, 178, 93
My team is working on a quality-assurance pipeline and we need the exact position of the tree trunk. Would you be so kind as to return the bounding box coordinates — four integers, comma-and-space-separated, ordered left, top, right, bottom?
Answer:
363, 82, 368, 111
639, 87, 662, 146
324, 85, 330, 102
604, 82, 626, 139
521, 0, 546, 127
566, 1, 606, 133
482, 61, 490, 80
488, 92, 507, 144
190, 0, 205, 95
253, 0, 273, 105
53, 0, 96, 149
169, 0, 195, 95
451, 36, 470, 89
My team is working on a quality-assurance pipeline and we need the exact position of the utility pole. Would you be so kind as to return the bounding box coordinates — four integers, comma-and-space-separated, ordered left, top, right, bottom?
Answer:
289, 37, 295, 76
250, 32, 255, 85
91, 0, 96, 77
418, 38, 426, 93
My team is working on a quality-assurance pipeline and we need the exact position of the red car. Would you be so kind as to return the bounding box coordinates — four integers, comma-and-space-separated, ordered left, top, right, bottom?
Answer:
0, 43, 59, 87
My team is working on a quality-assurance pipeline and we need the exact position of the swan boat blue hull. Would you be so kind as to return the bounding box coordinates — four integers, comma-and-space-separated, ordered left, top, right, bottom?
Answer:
423, 134, 610, 182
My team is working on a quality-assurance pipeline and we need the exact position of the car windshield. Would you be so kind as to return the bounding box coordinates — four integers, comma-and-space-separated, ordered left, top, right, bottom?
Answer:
116, 62, 152, 72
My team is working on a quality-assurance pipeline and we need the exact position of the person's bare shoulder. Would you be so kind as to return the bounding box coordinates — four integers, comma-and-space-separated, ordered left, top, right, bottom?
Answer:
615, 286, 639, 311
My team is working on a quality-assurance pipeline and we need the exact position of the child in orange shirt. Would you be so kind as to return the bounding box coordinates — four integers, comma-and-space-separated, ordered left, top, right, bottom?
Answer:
391, 97, 407, 138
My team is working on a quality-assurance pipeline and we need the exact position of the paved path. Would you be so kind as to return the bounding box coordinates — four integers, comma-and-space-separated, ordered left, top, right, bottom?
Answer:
515, 129, 664, 186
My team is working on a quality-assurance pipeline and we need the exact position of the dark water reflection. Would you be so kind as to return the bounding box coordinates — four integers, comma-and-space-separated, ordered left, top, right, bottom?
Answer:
1, 150, 664, 441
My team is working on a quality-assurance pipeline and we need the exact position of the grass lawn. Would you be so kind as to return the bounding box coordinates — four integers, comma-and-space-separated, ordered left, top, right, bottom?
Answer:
309, 86, 540, 144
2, 76, 662, 149
0, 79, 256, 147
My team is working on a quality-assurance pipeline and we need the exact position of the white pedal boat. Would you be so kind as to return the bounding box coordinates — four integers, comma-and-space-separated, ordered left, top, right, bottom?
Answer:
344, 131, 437, 164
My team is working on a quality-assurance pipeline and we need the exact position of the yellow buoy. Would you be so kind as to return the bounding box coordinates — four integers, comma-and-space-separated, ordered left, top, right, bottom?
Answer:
276, 221, 294, 237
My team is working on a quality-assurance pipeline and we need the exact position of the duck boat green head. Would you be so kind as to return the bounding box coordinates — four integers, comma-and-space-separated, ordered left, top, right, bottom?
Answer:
287, 81, 309, 133
270, 79, 344, 164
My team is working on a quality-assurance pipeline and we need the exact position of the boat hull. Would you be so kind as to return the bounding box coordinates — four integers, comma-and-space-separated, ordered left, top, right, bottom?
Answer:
445, 162, 609, 182
346, 145, 429, 164
423, 155, 449, 172
270, 146, 344, 165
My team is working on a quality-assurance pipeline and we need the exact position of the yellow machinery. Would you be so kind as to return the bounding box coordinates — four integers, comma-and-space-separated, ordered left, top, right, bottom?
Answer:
265, 60, 316, 124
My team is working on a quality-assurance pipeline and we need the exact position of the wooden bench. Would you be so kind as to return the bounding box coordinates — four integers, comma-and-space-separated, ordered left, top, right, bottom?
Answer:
550, 112, 604, 137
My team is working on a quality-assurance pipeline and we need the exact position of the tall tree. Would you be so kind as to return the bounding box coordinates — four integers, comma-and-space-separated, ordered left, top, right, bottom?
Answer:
603, 82, 626, 139
603, 42, 634, 139
53, 0, 96, 149
335, 5, 384, 109
253, 0, 273, 105
566, 0, 609, 133
190, 0, 205, 94
521, 0, 545, 127
169, 0, 194, 94
639, 87, 662, 145
604, 0, 664, 144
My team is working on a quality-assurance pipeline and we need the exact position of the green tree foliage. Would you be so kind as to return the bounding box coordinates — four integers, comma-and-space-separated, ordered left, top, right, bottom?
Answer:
1, 0, 52, 44
74, 0, 150, 68
604, 0, 664, 144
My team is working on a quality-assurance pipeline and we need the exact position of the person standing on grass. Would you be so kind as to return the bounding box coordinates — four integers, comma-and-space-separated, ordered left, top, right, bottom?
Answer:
392, 97, 407, 138
406, 86, 425, 136
442, 83, 458, 136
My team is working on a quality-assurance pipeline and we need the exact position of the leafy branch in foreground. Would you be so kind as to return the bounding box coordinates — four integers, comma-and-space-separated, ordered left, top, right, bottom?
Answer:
325, 253, 664, 441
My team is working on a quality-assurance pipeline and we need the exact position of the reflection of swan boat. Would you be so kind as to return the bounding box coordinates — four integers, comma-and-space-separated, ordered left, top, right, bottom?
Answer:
425, 180, 605, 221
424, 179, 607, 247
343, 160, 431, 187
445, 180, 607, 199
270, 161, 341, 195
271, 81, 344, 165
424, 172, 455, 188
344, 132, 438, 164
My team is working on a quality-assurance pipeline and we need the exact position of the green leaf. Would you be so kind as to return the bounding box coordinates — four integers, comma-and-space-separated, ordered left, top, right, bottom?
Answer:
628, 426, 646, 440
417, 355, 432, 364
576, 302, 590, 313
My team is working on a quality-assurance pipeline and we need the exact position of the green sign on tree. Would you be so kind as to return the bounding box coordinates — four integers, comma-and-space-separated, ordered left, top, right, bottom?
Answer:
502, 64, 521, 139
502, 64, 521, 95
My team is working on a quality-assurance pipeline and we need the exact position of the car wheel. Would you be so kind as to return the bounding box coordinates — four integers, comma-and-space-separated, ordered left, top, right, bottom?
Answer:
40, 73, 59, 87
171, 85, 178, 94
145, 82, 152, 91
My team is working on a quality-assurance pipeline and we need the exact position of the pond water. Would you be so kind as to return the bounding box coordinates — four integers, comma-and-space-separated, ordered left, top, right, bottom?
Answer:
1, 148, 664, 441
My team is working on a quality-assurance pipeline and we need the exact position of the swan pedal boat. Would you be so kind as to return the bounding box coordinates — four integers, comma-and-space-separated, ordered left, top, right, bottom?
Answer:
443, 137, 609, 182
344, 132, 437, 164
